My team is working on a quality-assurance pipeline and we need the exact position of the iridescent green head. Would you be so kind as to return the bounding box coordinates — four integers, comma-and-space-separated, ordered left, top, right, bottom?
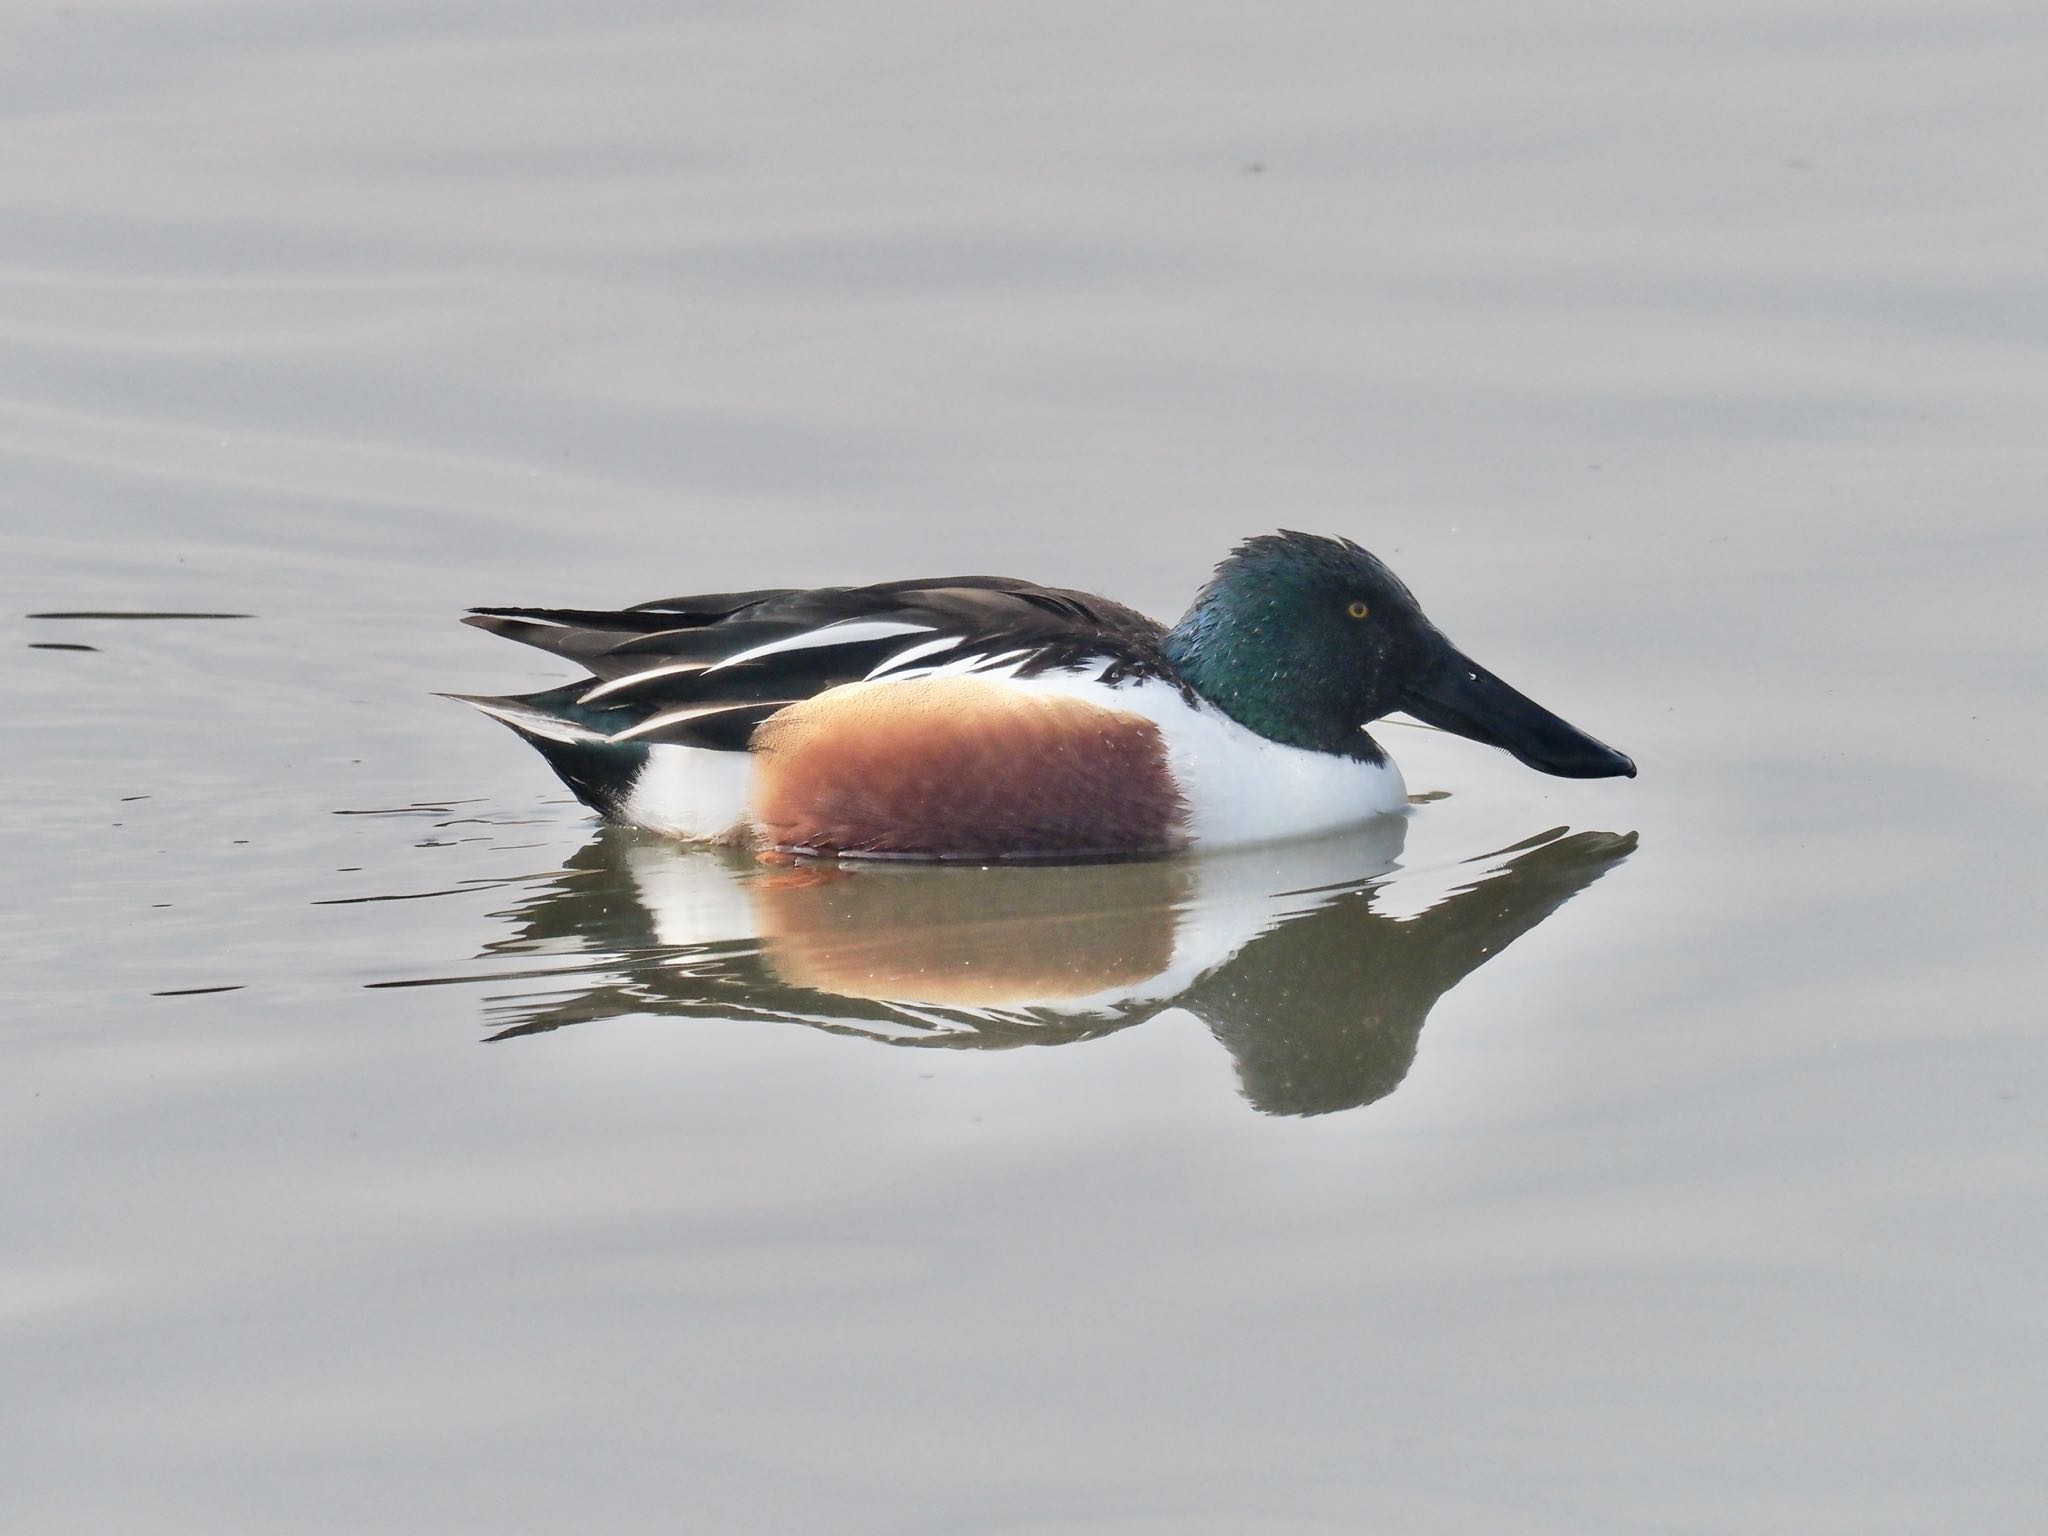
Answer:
1162, 531, 1636, 778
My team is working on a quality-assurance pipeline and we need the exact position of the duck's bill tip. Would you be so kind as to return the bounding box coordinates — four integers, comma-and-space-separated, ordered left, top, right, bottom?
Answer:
1547, 742, 1637, 780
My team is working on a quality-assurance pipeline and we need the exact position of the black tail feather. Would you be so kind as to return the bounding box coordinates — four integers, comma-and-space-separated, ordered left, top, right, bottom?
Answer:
444, 689, 650, 819
521, 732, 648, 820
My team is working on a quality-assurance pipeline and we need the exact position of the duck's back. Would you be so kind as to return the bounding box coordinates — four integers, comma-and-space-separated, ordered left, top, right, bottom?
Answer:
453, 576, 1211, 858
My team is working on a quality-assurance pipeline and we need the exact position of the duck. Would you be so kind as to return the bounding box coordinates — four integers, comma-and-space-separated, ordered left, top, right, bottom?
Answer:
451, 530, 1634, 860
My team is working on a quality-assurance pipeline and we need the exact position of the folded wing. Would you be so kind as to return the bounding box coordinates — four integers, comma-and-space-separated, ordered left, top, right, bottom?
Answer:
460, 576, 1179, 751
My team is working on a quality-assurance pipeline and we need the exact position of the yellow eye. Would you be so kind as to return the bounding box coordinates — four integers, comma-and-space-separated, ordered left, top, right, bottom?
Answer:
1347, 600, 1370, 619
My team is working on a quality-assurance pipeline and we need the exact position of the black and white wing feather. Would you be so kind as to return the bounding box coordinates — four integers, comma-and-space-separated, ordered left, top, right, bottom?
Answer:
462, 576, 1184, 751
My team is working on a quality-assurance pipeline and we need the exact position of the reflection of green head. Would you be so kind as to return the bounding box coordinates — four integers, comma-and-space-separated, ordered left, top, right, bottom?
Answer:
1186, 829, 1639, 1116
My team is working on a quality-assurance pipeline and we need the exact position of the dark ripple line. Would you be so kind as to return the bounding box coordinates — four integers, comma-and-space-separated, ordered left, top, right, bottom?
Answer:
366, 959, 626, 990
28, 611, 254, 620
314, 871, 543, 905
316, 886, 498, 906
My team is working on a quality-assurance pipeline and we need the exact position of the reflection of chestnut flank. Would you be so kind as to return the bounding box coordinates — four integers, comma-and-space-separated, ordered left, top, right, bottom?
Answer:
749, 677, 1189, 859
754, 858, 1190, 1004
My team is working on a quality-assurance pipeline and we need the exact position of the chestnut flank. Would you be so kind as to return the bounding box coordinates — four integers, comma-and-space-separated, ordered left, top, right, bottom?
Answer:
749, 677, 1188, 859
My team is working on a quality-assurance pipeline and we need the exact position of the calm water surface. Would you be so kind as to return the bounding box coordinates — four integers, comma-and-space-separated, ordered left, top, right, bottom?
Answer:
4, 4, 2044, 1533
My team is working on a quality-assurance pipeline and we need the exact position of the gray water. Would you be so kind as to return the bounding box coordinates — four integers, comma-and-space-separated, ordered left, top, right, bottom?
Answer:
4, 4, 2045, 1532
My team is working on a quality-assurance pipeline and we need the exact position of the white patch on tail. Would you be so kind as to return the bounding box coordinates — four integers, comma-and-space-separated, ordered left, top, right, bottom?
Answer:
622, 743, 755, 843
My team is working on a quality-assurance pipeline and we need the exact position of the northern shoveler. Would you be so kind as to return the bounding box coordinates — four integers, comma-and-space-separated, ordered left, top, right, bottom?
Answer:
452, 530, 1635, 860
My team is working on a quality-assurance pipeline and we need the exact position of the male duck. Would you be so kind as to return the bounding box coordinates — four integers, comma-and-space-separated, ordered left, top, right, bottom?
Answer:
453, 531, 1634, 860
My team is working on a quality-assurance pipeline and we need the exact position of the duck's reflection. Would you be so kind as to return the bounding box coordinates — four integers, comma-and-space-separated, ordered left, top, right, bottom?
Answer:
471, 819, 1637, 1117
